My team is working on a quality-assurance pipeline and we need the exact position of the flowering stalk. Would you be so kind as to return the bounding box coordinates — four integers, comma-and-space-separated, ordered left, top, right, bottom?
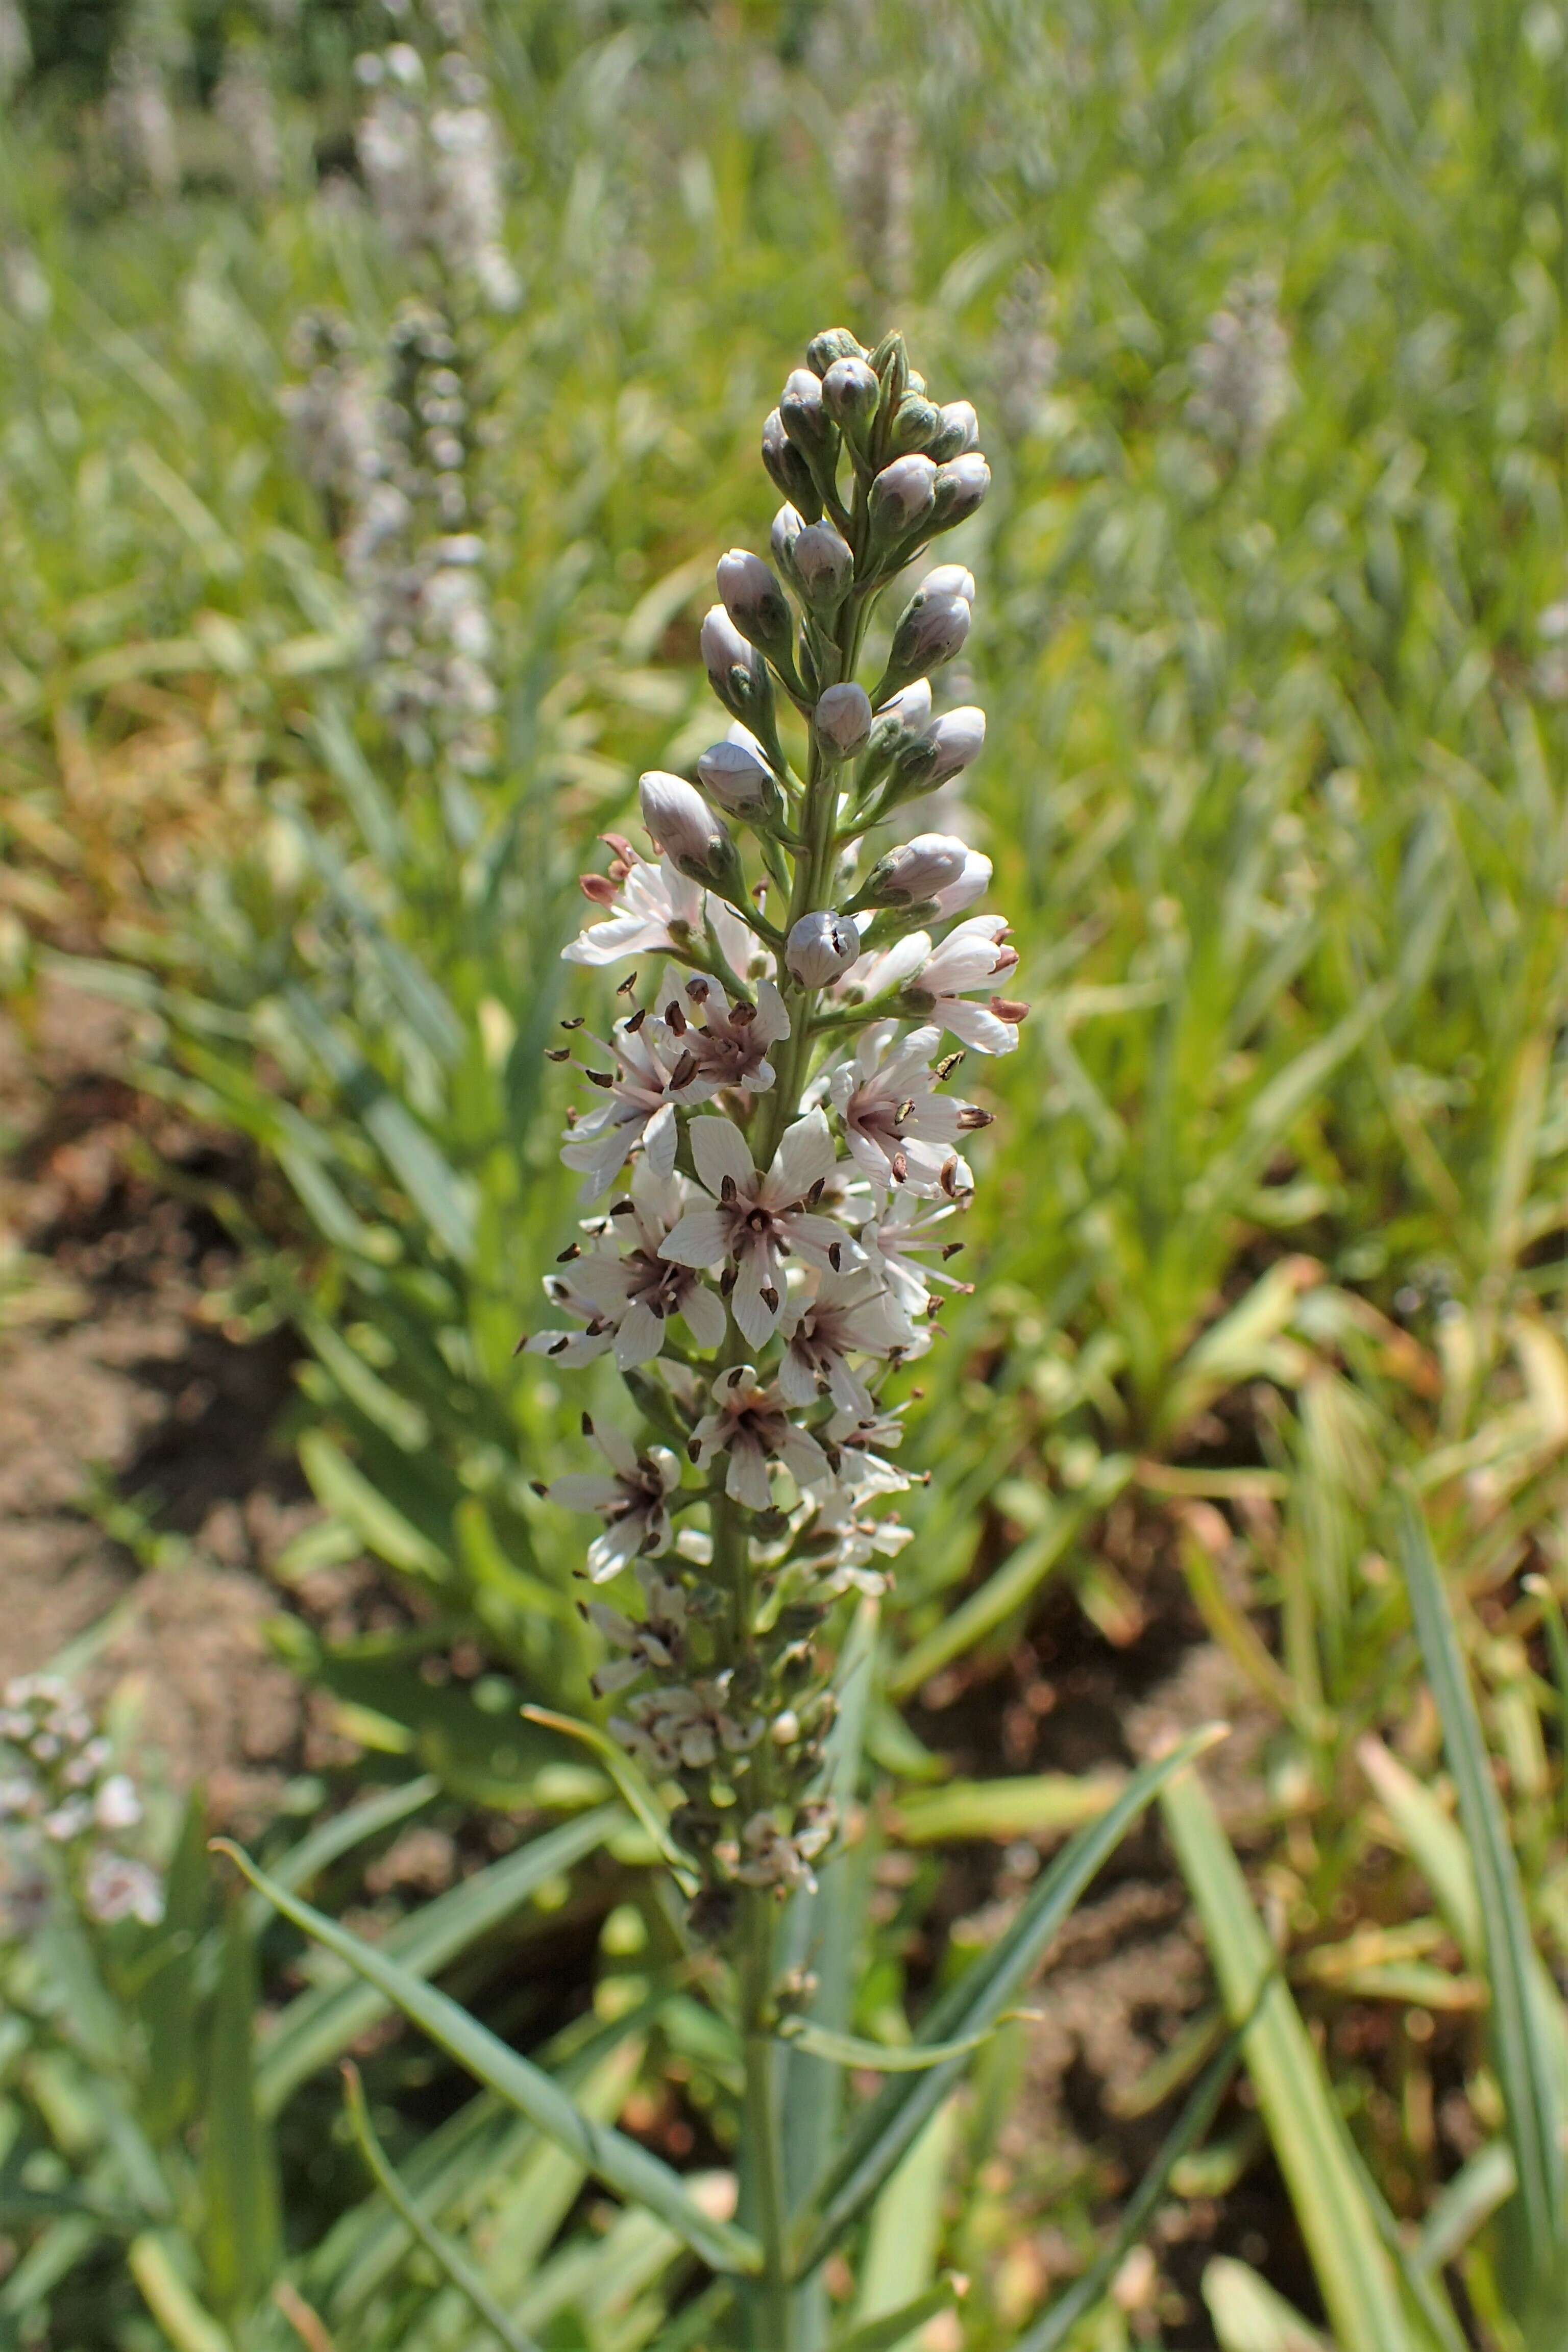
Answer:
532, 327, 1020, 2342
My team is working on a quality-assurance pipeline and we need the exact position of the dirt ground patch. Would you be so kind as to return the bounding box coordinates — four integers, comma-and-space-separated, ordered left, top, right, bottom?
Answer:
1, 978, 313, 1828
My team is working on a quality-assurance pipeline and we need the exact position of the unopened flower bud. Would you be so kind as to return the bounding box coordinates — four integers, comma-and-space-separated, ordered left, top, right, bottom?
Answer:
933, 848, 992, 917
701, 603, 777, 737
924, 705, 986, 783
878, 679, 933, 733
883, 586, 971, 696
860, 832, 972, 908
697, 736, 777, 817
717, 549, 793, 657
888, 393, 942, 456
771, 503, 803, 579
821, 355, 881, 436
786, 910, 861, 988
869, 453, 937, 538
927, 400, 979, 462
923, 562, 976, 605
761, 408, 821, 519
814, 682, 872, 756
806, 326, 865, 377
780, 367, 836, 461
932, 452, 990, 528
792, 518, 853, 610
641, 770, 736, 883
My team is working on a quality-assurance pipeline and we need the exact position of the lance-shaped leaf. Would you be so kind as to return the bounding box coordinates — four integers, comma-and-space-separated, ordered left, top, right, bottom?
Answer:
1396, 1496, 1568, 2307
795, 1725, 1223, 2271
1160, 1765, 1414, 2352
212, 1842, 763, 2278
256, 1803, 623, 2115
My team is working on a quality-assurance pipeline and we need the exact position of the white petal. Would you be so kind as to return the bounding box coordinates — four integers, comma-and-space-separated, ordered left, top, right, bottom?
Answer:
778, 1348, 819, 1408
644, 1099, 679, 1176
777, 1426, 830, 1489
613, 1300, 666, 1368
753, 977, 791, 1045
548, 1473, 625, 1512
679, 1281, 727, 1350
587, 1517, 645, 1579
766, 1108, 837, 1205
726, 1436, 772, 1510
731, 1258, 780, 1347
691, 1115, 756, 1201
938, 1000, 1017, 1055
659, 1208, 730, 1267
562, 912, 660, 967
593, 1418, 640, 1478
786, 1212, 862, 1268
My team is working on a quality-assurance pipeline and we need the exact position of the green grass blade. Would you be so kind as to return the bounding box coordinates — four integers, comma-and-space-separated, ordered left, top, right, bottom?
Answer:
829, 2284, 960, 2352
1160, 1766, 1413, 2352
796, 1726, 1222, 2272
213, 1842, 763, 2278
341, 2065, 542, 2352
777, 2021, 992, 2072
1396, 1494, 1568, 2293
1012, 2038, 1240, 2352
200, 1903, 280, 2321
256, 1805, 623, 2116
850, 2101, 956, 2350
1203, 2257, 1328, 2351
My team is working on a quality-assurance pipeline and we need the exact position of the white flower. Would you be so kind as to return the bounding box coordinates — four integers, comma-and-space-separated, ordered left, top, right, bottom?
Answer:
908, 914, 1023, 1053
689, 1364, 832, 1509
93, 1776, 142, 1832
528, 1163, 726, 1369
83, 1851, 164, 1927
830, 1022, 983, 1194
564, 847, 706, 967
559, 1015, 683, 1199
786, 912, 862, 990
659, 1112, 854, 1347
778, 1267, 921, 1420
587, 1568, 690, 1696
660, 974, 791, 1100
547, 1417, 681, 1582
614, 1675, 761, 1775
859, 1189, 973, 1319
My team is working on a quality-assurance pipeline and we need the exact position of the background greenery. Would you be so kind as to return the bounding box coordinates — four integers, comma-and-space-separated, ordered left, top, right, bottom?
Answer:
2, 0, 1567, 2344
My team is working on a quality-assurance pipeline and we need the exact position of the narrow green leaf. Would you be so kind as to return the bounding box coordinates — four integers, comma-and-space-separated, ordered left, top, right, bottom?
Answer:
829, 2283, 960, 2352
256, 1805, 623, 2115
1203, 2257, 1328, 2352
213, 1842, 762, 2277
128, 2236, 233, 2352
796, 1726, 1223, 2271
1396, 1494, 1568, 2297
246, 1773, 441, 1933
1160, 1766, 1412, 2352
777, 2020, 992, 2072
341, 2064, 542, 2352
201, 1901, 280, 2321
298, 1430, 450, 1581
1416, 2142, 1516, 2274
852, 2100, 955, 2347
893, 1771, 1124, 1844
